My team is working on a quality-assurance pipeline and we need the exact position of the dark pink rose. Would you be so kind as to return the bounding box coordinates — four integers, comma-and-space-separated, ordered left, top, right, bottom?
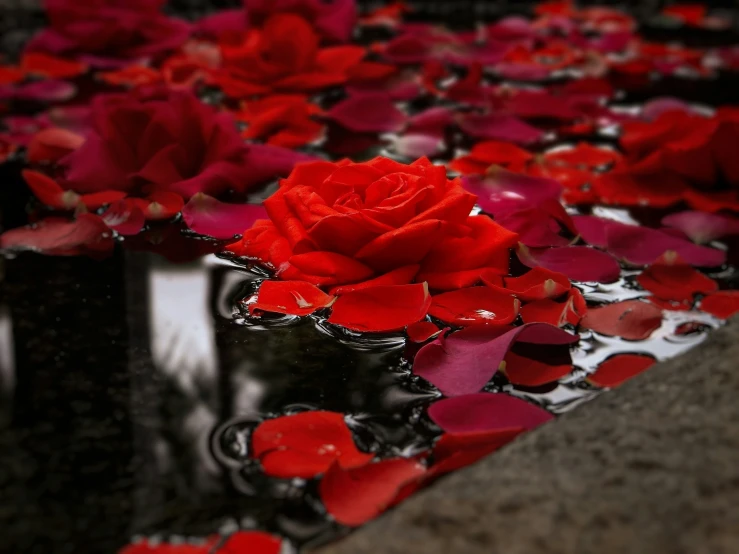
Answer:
26, 0, 190, 65
245, 0, 357, 43
60, 87, 253, 200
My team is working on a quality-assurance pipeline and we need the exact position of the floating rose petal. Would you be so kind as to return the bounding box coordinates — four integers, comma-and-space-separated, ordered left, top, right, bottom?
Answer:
182, 194, 267, 239
519, 288, 587, 327
1, 80, 77, 102
414, 323, 578, 396
27, 127, 84, 163
326, 93, 406, 133
517, 244, 621, 283
495, 200, 576, 247
320, 458, 426, 526
101, 199, 146, 236
20, 52, 87, 79
216, 531, 282, 554
573, 215, 726, 267
328, 283, 431, 332
250, 280, 334, 317
406, 107, 454, 136
587, 354, 656, 388
450, 140, 533, 175
661, 211, 739, 244
699, 291, 739, 320
457, 113, 544, 145
329, 265, 420, 296
428, 286, 519, 327
133, 192, 184, 220
641, 97, 693, 121
251, 411, 373, 479
636, 252, 717, 302
462, 169, 562, 215
0, 214, 113, 256
390, 133, 444, 159
241, 143, 317, 191
429, 428, 523, 475
486, 267, 571, 302
407, 320, 443, 343
428, 393, 554, 433
503, 342, 572, 386
581, 300, 663, 340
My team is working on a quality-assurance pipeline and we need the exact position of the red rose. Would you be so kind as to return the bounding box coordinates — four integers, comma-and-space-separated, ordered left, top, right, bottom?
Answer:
60, 87, 253, 200
213, 14, 365, 97
26, 0, 190, 65
228, 157, 519, 290
245, 0, 357, 43
595, 107, 739, 211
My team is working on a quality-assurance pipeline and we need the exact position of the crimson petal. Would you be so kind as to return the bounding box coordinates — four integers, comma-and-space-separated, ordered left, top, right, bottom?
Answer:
517, 244, 621, 283
216, 532, 282, 554
326, 92, 407, 133
250, 280, 334, 316
413, 323, 578, 396
320, 458, 426, 526
428, 286, 519, 327
661, 211, 739, 244
428, 393, 553, 433
581, 300, 663, 340
328, 283, 431, 332
587, 354, 656, 388
182, 193, 267, 239
699, 291, 739, 320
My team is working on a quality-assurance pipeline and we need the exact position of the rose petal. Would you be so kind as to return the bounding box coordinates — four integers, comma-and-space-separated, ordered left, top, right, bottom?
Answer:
581, 300, 663, 340
101, 199, 146, 236
429, 428, 523, 475
326, 92, 407, 133
320, 458, 426, 526
462, 169, 562, 215
486, 267, 571, 302
182, 193, 267, 239
457, 113, 544, 145
573, 215, 726, 267
0, 214, 113, 256
428, 286, 519, 327
252, 411, 374, 479
661, 211, 739, 244
216, 531, 282, 554
414, 323, 578, 396
517, 244, 621, 283
328, 283, 431, 332
407, 320, 443, 343
428, 393, 554, 433
250, 280, 334, 317
503, 342, 572, 386
699, 291, 739, 320
587, 354, 657, 388
636, 252, 718, 302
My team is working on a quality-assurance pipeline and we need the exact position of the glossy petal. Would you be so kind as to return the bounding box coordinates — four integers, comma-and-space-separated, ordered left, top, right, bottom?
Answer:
581, 300, 663, 340
587, 354, 656, 388
661, 211, 739, 244
413, 323, 578, 396
428, 393, 553, 433
636, 252, 718, 302
250, 280, 334, 316
428, 286, 519, 327
0, 214, 113, 256
320, 458, 426, 526
252, 411, 373, 479
699, 291, 739, 320
216, 531, 282, 554
101, 199, 146, 236
328, 283, 431, 332
517, 244, 621, 283
182, 194, 267, 239
407, 321, 443, 343
430, 428, 523, 475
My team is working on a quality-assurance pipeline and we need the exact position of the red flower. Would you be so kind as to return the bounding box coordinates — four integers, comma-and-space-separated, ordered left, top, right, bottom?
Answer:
234, 95, 324, 148
228, 157, 518, 290
25, 0, 190, 65
244, 0, 357, 44
213, 14, 365, 97
60, 87, 253, 201
596, 108, 739, 210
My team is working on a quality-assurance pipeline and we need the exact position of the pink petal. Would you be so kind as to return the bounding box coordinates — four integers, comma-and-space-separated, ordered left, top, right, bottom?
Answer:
428, 393, 554, 433
457, 113, 544, 144
241, 144, 317, 191
11, 80, 77, 102
661, 211, 739, 244
641, 97, 693, 121
326, 93, 407, 133
413, 323, 578, 396
101, 199, 146, 236
182, 193, 267, 239
573, 215, 726, 267
0, 214, 112, 256
462, 169, 562, 215
517, 244, 621, 283
390, 133, 444, 158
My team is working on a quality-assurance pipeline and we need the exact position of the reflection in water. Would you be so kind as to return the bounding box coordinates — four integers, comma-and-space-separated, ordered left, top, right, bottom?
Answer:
0, 305, 15, 426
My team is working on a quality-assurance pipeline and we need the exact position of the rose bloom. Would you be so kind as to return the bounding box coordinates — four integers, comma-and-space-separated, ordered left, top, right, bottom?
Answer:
213, 13, 365, 97
25, 0, 190, 65
60, 86, 253, 200
595, 107, 739, 211
228, 157, 519, 291
245, 0, 357, 43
